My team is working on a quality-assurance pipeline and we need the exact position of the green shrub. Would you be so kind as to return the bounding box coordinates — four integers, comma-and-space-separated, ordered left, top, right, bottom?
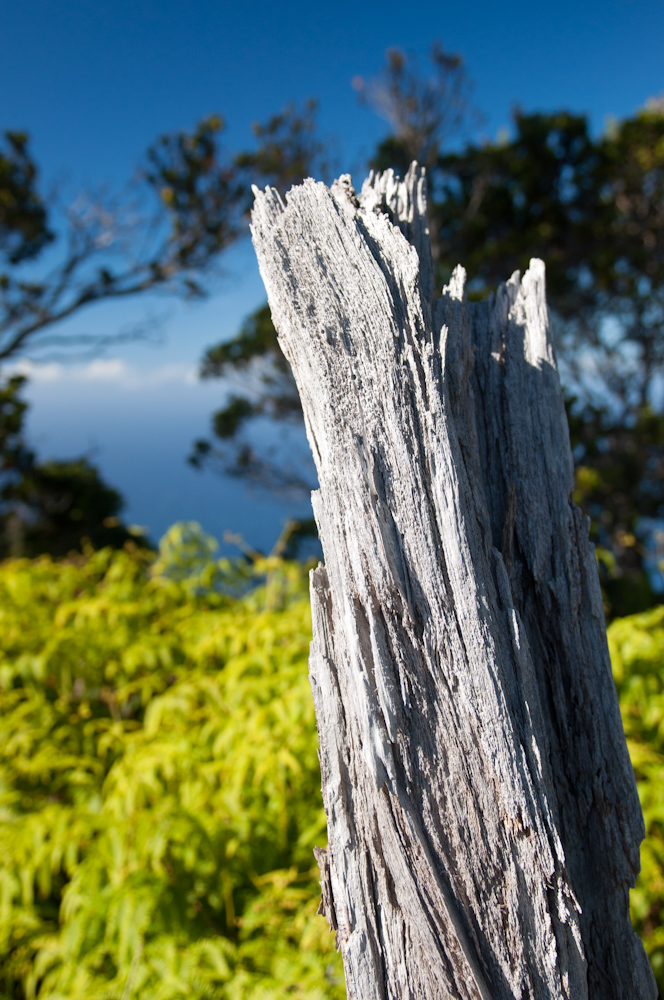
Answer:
1, 522, 663, 996
608, 607, 664, 994
0, 525, 344, 999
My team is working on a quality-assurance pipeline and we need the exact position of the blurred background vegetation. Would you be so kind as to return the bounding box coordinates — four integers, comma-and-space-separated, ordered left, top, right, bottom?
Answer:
1, 34, 664, 999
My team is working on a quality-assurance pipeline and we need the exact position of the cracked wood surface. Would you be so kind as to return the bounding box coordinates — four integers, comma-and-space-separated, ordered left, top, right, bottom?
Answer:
250, 165, 656, 1000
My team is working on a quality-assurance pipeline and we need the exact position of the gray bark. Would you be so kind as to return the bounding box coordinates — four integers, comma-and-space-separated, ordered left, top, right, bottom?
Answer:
250, 165, 656, 1000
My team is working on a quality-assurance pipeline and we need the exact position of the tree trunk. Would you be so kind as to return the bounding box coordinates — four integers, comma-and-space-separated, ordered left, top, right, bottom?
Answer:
250, 166, 656, 1000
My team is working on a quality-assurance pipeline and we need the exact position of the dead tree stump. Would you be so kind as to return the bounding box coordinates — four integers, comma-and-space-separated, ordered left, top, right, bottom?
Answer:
250, 166, 656, 1000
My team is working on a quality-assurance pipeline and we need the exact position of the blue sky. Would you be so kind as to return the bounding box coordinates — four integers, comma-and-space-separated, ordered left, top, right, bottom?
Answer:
1, 0, 663, 550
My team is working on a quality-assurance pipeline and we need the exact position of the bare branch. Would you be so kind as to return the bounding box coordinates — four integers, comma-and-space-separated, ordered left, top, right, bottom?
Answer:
353, 41, 480, 167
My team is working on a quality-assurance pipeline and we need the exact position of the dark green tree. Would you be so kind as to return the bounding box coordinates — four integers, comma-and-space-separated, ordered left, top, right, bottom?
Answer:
428, 105, 664, 409
194, 51, 664, 615
235, 98, 329, 195
426, 103, 664, 615
0, 104, 325, 557
190, 303, 312, 495
3, 456, 144, 559
0, 119, 248, 363
0, 120, 245, 557
0, 131, 54, 265
188, 101, 330, 498
568, 404, 664, 616
0, 102, 326, 363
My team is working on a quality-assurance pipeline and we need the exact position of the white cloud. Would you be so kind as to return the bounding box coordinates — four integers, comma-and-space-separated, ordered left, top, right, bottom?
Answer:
82, 359, 129, 380
11, 361, 64, 382
8, 359, 198, 389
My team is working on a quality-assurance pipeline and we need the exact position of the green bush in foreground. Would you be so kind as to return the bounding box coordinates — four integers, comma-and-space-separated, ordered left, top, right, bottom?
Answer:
0, 525, 343, 999
608, 608, 664, 993
0, 524, 663, 997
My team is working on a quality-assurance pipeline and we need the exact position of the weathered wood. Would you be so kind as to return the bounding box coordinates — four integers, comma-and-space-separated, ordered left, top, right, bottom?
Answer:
250, 165, 656, 1000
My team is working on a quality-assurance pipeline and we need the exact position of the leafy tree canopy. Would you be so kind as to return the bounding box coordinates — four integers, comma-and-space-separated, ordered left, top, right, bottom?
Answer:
0, 99, 328, 559
428, 102, 664, 615
194, 50, 664, 616
429, 104, 664, 413
0, 119, 241, 363
190, 304, 313, 498
0, 102, 325, 365
0, 132, 53, 265
352, 42, 479, 174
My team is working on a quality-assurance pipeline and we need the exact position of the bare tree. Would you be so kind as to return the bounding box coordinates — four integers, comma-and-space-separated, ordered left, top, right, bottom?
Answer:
353, 41, 479, 169
0, 103, 327, 364
0, 119, 250, 363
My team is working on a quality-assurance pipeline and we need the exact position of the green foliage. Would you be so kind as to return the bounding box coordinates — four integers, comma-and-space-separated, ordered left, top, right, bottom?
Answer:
431, 107, 664, 399
0, 132, 53, 266
428, 111, 605, 302
0, 525, 343, 998
151, 520, 254, 597
0, 102, 322, 364
190, 304, 308, 490
144, 115, 245, 285
608, 608, 664, 993
3, 456, 145, 560
197, 89, 664, 607
1, 523, 664, 994
200, 304, 285, 379
234, 100, 327, 196
426, 104, 664, 609
569, 404, 664, 619
0, 375, 33, 486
